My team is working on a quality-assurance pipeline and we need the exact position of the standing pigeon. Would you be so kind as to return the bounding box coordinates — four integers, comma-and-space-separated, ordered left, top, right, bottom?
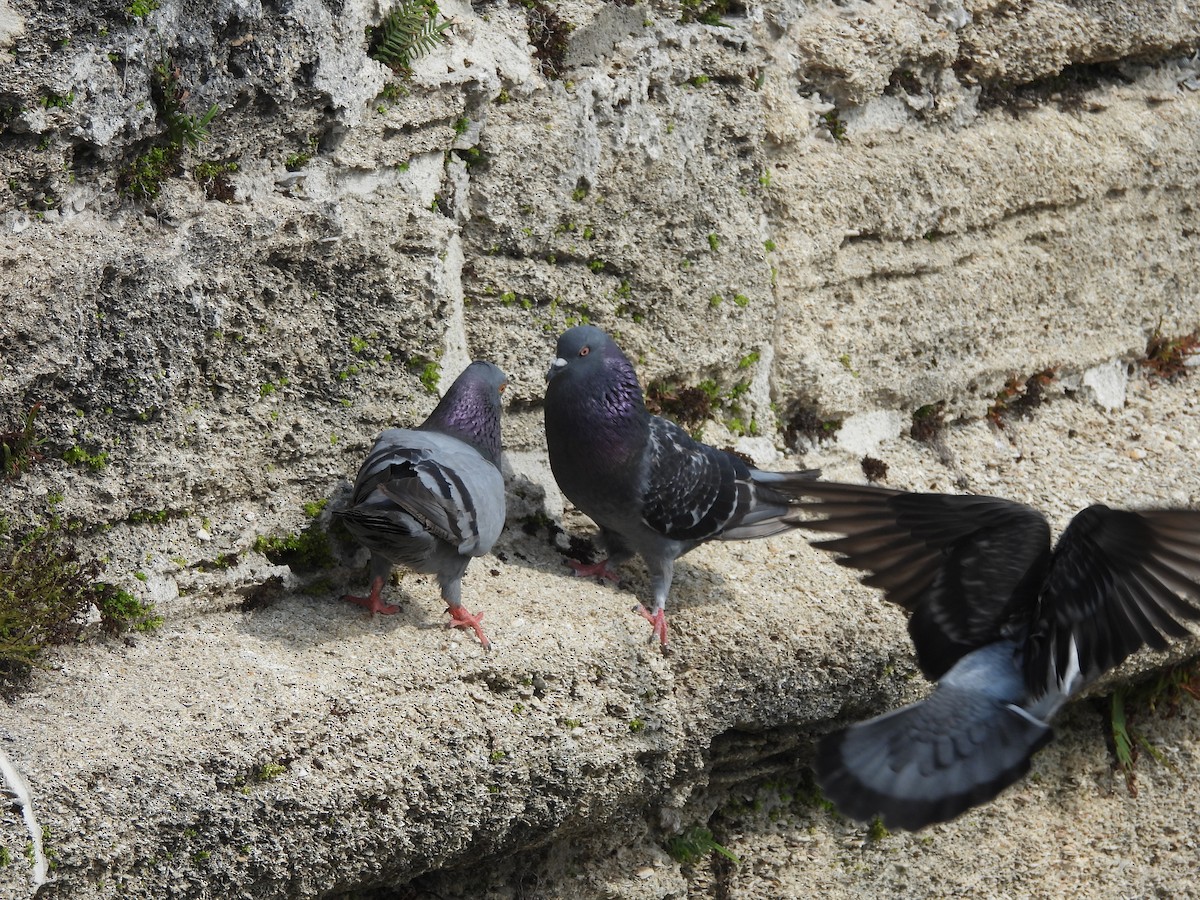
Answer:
789, 479, 1200, 830
338, 361, 507, 649
543, 325, 819, 648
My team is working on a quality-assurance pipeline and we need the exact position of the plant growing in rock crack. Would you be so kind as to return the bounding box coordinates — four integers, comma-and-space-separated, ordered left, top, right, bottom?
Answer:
0, 519, 159, 684
1, 406, 45, 480
1141, 324, 1199, 381
118, 58, 219, 202
1108, 660, 1200, 796
667, 826, 738, 865
369, 0, 453, 74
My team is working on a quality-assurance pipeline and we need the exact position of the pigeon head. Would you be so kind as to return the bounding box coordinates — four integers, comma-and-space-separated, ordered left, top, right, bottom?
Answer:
420, 360, 507, 465
544, 325, 648, 435
546, 325, 629, 383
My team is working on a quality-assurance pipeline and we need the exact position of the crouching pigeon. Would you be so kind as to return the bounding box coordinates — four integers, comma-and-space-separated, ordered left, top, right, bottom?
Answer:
543, 325, 819, 648
790, 480, 1200, 830
338, 361, 508, 649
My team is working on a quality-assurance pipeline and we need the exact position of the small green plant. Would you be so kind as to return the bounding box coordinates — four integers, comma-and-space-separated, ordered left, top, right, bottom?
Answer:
1109, 661, 1200, 795
369, 0, 453, 73
1141, 324, 1199, 381
667, 826, 738, 865
737, 351, 759, 369
821, 109, 848, 142
0, 524, 156, 680
415, 360, 440, 394
258, 762, 287, 781
254, 526, 335, 574
707, 232, 720, 251
127, 0, 160, 16
1, 406, 45, 480
118, 60, 219, 202
303, 499, 328, 518
733, 293, 750, 307
628, 718, 645, 733
453, 116, 469, 136
867, 817, 890, 841
95, 583, 162, 633
62, 445, 109, 471
40, 92, 75, 110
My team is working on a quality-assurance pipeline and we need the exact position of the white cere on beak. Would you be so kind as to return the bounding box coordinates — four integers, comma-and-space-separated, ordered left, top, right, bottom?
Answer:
546, 357, 568, 381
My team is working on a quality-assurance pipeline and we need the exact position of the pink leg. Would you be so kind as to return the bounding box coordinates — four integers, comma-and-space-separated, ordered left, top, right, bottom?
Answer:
636, 605, 669, 648
568, 558, 620, 582
448, 604, 491, 650
342, 577, 400, 615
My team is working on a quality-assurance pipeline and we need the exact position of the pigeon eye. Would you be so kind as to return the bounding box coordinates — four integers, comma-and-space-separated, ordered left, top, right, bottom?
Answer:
579, 346, 590, 357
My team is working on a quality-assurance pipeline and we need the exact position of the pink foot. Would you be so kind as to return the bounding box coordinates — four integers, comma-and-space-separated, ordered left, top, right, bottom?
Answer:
636, 605, 669, 648
568, 558, 620, 583
448, 605, 491, 650
343, 577, 399, 615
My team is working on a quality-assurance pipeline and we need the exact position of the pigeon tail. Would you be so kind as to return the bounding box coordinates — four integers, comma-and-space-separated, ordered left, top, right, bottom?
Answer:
816, 643, 1052, 831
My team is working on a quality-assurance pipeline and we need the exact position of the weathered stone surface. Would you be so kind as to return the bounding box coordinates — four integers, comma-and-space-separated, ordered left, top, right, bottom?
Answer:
1, 0, 1198, 895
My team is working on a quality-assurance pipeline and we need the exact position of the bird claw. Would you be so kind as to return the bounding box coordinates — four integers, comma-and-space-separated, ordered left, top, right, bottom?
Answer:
448, 605, 492, 650
568, 558, 620, 582
342, 591, 400, 616
634, 604, 669, 649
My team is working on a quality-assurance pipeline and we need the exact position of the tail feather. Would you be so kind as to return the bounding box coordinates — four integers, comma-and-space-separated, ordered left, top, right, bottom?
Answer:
718, 468, 821, 540
816, 653, 1052, 831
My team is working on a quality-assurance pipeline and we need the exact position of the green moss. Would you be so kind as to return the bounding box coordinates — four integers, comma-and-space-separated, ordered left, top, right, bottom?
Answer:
303, 499, 329, 518
628, 718, 645, 733
253, 525, 335, 573
258, 762, 287, 781
62, 445, 109, 471
707, 232, 719, 251
127, 0, 159, 15
417, 360, 440, 394
95, 583, 162, 633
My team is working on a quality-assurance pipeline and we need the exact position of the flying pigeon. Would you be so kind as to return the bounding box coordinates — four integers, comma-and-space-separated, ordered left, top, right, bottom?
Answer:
337, 361, 508, 649
789, 479, 1200, 830
543, 325, 819, 648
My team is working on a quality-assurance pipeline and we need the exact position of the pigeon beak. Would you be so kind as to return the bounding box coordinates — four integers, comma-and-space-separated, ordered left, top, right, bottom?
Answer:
545, 357, 567, 382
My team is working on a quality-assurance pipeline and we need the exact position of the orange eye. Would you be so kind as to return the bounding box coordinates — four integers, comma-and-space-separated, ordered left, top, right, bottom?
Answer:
579, 346, 590, 357
498, 382, 507, 393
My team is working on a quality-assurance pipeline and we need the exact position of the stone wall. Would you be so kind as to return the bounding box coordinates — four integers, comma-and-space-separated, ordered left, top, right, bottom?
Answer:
0, 0, 1198, 896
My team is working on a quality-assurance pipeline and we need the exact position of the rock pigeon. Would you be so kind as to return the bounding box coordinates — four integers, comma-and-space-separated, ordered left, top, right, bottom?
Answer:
789, 479, 1200, 830
337, 361, 507, 649
543, 325, 820, 648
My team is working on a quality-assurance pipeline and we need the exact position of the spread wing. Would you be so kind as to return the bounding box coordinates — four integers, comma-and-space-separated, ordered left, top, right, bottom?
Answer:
1025, 506, 1200, 698
789, 481, 1052, 680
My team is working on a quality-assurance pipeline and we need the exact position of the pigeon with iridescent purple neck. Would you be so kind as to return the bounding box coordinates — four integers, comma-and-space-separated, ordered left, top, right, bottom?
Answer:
543, 325, 819, 648
338, 361, 507, 649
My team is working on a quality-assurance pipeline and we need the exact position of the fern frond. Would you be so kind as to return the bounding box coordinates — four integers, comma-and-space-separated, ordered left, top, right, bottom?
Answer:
371, 1, 453, 72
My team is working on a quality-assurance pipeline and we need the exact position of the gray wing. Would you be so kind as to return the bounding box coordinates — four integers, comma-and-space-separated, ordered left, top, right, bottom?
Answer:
816, 642, 1052, 831
347, 428, 504, 558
